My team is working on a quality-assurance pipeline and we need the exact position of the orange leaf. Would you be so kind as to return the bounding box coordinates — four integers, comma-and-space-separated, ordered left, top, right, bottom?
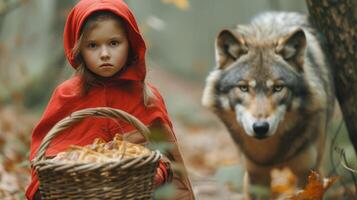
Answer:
271, 167, 298, 196
290, 171, 338, 200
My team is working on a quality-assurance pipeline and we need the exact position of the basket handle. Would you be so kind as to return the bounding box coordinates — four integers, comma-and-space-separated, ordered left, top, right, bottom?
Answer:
33, 107, 150, 163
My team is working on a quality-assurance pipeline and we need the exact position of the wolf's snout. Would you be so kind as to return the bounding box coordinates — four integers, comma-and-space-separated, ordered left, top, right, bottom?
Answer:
253, 122, 269, 139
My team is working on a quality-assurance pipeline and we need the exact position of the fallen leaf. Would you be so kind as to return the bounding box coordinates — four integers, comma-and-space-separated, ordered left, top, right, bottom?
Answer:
271, 167, 297, 197
289, 171, 338, 200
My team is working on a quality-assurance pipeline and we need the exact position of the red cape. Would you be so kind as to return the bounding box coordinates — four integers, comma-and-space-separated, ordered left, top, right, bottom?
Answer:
26, 0, 173, 199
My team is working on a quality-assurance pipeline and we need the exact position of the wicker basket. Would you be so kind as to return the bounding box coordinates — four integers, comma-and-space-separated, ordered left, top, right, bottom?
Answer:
32, 107, 162, 200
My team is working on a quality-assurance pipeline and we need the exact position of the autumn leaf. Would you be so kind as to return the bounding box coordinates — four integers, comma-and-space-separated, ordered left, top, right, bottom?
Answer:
161, 0, 190, 11
271, 167, 298, 197
289, 171, 338, 200
0, 106, 36, 198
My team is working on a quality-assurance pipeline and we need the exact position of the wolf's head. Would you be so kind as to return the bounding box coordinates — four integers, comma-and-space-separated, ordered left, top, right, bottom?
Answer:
202, 27, 309, 139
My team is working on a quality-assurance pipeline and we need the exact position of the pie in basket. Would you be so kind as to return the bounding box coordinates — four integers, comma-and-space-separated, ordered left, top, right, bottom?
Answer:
50, 134, 152, 163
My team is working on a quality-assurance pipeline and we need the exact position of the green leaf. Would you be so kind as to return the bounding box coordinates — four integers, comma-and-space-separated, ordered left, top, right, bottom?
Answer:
154, 183, 176, 200
249, 185, 271, 198
147, 142, 173, 154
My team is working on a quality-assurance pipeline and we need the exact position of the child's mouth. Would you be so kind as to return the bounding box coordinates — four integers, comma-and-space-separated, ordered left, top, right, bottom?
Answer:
99, 63, 113, 68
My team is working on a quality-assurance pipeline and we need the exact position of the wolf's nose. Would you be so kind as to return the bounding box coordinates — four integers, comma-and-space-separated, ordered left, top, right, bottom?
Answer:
253, 122, 269, 139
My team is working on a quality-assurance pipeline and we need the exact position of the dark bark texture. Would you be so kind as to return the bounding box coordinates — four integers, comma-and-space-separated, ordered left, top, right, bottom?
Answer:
306, 0, 357, 154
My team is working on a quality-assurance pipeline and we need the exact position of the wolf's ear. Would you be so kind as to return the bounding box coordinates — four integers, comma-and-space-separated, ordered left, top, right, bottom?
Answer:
216, 29, 247, 69
276, 28, 306, 71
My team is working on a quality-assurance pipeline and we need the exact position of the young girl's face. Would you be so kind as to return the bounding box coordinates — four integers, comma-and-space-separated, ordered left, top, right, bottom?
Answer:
81, 18, 129, 78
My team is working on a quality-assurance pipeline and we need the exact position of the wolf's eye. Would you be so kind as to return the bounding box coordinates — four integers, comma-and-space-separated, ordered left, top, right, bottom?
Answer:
238, 85, 249, 92
272, 85, 284, 93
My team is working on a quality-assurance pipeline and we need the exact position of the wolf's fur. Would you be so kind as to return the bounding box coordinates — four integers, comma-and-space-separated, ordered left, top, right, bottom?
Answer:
202, 12, 335, 189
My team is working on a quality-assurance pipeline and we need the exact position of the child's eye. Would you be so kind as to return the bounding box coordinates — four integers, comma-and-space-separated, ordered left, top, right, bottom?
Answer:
110, 41, 120, 46
87, 43, 97, 49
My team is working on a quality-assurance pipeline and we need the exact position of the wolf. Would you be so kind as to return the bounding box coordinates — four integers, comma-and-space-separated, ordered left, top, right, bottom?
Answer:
202, 12, 335, 192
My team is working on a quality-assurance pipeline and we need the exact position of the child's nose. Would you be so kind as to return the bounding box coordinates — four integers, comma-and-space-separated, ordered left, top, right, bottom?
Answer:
100, 46, 110, 60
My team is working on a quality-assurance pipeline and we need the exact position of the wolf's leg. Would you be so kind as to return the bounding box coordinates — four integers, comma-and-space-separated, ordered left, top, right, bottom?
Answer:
289, 143, 320, 187
243, 171, 251, 200
244, 168, 271, 200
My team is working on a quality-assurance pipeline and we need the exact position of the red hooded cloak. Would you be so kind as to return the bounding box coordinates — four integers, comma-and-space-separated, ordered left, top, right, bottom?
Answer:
26, 0, 177, 199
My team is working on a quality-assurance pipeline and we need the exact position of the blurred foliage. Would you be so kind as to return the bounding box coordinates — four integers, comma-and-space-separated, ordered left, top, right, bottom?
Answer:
154, 183, 176, 200
147, 128, 174, 155
0, 0, 74, 108
214, 164, 245, 192
0, 106, 36, 199
161, 0, 190, 11
249, 185, 271, 199
0, 0, 29, 17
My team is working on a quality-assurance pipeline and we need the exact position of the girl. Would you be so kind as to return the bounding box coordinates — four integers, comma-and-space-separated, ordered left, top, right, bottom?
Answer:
26, 0, 195, 199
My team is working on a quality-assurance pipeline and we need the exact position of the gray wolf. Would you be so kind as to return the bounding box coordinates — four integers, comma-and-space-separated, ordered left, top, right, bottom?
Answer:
202, 12, 335, 193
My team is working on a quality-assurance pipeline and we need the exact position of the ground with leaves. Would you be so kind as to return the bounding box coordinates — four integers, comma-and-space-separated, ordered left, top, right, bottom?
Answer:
0, 105, 34, 199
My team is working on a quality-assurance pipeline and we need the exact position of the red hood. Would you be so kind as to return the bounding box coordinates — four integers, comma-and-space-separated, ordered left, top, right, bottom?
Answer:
63, 0, 146, 81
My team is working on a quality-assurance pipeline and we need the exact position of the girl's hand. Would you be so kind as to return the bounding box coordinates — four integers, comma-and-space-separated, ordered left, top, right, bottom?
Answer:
154, 158, 173, 187
154, 167, 165, 187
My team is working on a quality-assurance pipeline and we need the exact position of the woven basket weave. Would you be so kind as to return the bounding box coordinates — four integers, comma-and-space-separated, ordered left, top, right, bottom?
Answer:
32, 107, 161, 200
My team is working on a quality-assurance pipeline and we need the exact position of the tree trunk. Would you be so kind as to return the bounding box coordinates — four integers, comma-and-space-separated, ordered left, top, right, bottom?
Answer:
23, 0, 76, 108
305, 0, 357, 154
